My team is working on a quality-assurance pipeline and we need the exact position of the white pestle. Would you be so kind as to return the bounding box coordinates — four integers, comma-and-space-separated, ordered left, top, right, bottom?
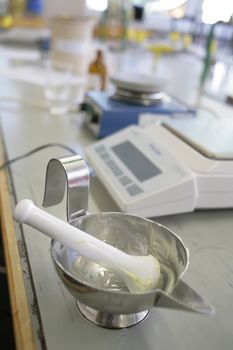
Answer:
14, 199, 160, 293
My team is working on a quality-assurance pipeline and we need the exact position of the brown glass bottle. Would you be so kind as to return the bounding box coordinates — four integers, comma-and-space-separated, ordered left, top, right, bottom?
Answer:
88, 50, 107, 91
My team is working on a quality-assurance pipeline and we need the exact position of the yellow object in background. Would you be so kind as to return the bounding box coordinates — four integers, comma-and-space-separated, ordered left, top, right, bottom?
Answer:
147, 43, 174, 59
127, 28, 149, 43
9, 0, 25, 16
209, 39, 217, 55
1, 15, 13, 29
183, 34, 192, 49
169, 31, 180, 43
147, 42, 174, 72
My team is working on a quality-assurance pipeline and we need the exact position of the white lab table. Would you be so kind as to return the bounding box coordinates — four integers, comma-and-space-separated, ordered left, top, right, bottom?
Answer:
0, 57, 233, 350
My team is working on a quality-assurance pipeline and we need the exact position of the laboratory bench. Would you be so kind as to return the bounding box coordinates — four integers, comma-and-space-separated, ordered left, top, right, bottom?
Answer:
0, 62, 233, 350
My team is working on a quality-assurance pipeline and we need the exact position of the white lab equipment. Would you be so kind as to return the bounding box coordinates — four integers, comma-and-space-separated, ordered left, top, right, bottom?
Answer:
85, 116, 233, 217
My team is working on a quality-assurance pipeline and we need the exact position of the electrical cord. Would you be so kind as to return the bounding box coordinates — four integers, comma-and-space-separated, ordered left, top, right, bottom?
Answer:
197, 104, 220, 119
0, 143, 77, 170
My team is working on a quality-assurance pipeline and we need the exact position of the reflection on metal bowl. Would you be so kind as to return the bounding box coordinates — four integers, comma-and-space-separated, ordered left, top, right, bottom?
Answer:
51, 212, 190, 328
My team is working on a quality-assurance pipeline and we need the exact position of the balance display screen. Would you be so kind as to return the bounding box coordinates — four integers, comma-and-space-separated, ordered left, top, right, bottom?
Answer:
111, 141, 162, 182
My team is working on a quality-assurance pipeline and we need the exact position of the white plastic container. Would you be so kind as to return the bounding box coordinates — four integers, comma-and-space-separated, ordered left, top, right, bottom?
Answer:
50, 15, 95, 75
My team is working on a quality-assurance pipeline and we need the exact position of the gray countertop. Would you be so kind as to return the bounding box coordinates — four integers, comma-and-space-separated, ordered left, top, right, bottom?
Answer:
0, 75, 233, 350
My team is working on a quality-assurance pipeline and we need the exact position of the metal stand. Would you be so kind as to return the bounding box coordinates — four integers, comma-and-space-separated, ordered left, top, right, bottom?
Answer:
76, 301, 149, 329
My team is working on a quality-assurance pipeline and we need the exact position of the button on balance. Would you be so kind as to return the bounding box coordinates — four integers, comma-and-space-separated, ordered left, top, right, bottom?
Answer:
106, 159, 123, 177
126, 184, 143, 196
99, 152, 110, 160
119, 175, 132, 186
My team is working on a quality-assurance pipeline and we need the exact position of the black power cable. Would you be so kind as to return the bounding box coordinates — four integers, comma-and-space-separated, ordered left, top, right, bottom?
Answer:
0, 143, 77, 170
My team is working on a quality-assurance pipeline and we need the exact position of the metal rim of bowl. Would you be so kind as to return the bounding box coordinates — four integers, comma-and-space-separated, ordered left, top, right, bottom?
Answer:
50, 212, 189, 296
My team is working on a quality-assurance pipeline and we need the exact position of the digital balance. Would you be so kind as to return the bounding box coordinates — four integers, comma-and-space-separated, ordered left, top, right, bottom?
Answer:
85, 115, 233, 217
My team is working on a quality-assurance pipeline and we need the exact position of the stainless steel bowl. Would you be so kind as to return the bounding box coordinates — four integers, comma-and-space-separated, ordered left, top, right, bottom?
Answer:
51, 212, 190, 328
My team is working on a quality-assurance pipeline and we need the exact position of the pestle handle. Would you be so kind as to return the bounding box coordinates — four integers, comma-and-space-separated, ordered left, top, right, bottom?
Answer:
14, 200, 133, 271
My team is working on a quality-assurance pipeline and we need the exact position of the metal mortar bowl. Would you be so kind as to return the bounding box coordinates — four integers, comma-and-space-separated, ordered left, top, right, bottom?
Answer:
51, 212, 213, 328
